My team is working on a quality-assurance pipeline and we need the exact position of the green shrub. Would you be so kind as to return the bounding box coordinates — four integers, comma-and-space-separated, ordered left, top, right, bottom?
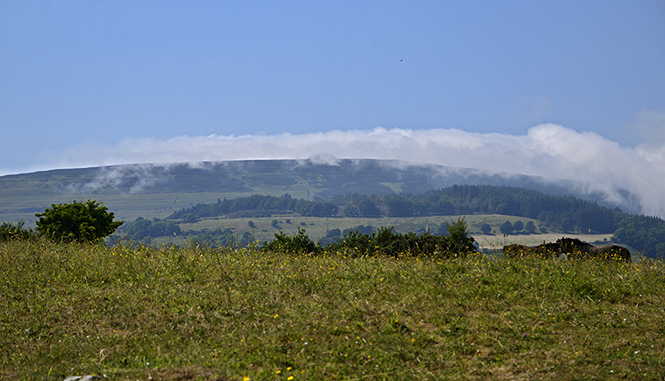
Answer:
324, 217, 476, 258
326, 228, 375, 256
262, 227, 318, 254
35, 199, 123, 243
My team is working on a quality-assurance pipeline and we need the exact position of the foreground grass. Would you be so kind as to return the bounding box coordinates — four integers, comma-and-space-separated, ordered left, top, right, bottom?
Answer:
1, 241, 664, 380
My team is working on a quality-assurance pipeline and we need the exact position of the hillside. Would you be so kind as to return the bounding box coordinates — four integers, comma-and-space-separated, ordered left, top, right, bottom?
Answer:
0, 158, 626, 225
3, 159, 663, 258
166, 186, 624, 233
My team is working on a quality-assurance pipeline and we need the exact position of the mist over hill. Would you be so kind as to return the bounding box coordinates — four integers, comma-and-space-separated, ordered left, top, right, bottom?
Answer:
61, 158, 592, 197
0, 158, 642, 225
25, 125, 664, 218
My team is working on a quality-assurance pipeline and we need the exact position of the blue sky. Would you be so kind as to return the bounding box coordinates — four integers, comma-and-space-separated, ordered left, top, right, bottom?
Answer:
2, 1, 665, 215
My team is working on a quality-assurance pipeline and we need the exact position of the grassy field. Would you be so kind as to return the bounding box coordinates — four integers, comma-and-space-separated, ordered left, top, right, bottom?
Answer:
1, 240, 664, 380
176, 214, 616, 251
0, 192, 252, 226
179, 215, 550, 242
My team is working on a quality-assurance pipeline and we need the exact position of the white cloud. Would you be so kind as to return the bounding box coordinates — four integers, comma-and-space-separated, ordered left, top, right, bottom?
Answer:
25, 124, 665, 218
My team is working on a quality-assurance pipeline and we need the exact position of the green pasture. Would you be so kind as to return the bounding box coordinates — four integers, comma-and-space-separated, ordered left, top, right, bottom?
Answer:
176, 214, 611, 247
1, 240, 663, 380
0, 192, 261, 226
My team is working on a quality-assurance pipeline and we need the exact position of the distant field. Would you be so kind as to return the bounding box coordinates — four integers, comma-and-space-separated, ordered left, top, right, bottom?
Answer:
175, 214, 616, 249
177, 214, 544, 242
472, 233, 614, 249
0, 192, 265, 226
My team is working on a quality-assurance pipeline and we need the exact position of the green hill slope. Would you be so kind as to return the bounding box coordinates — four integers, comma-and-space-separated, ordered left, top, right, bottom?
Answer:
0, 159, 596, 224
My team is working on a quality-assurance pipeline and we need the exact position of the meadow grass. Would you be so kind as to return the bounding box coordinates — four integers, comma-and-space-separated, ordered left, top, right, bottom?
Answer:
176, 214, 548, 244
1, 240, 664, 380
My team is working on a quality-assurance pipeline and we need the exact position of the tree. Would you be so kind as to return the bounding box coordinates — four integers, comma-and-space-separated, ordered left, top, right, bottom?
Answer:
122, 217, 181, 241
263, 227, 318, 254
35, 199, 123, 243
123, 217, 151, 240
513, 220, 524, 232
525, 221, 537, 234
387, 199, 417, 217
480, 223, 492, 234
357, 199, 382, 217
441, 217, 477, 254
499, 221, 514, 235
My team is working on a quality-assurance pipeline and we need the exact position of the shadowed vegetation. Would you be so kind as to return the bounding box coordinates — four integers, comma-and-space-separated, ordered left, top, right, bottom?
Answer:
262, 218, 477, 259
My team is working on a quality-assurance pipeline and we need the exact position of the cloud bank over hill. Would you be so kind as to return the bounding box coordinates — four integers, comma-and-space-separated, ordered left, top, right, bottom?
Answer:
32, 124, 665, 218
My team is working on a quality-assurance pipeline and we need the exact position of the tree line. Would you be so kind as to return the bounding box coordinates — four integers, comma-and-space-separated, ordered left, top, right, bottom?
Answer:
611, 215, 665, 259
166, 185, 627, 233
161, 185, 665, 259
167, 194, 338, 222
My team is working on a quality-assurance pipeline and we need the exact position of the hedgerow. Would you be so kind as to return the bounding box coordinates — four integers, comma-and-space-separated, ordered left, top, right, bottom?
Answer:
262, 217, 477, 258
